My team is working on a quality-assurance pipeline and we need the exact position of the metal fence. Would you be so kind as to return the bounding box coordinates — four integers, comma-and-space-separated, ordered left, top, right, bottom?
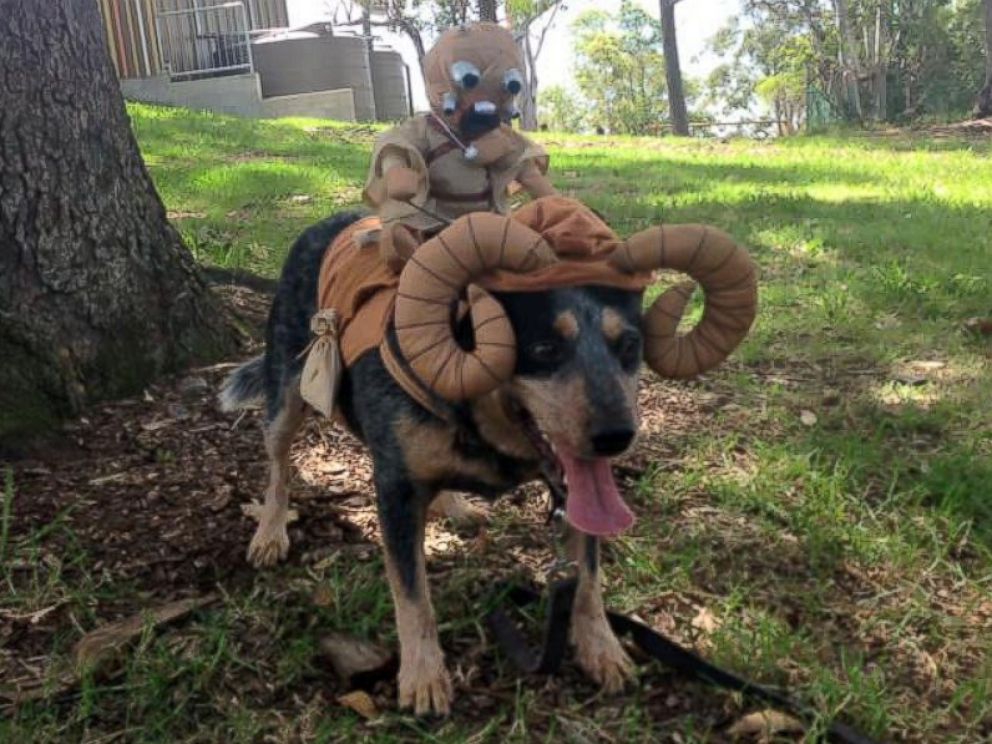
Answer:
155, 1, 253, 81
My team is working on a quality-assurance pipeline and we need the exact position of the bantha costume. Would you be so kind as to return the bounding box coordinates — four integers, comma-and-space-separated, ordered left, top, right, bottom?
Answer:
303, 196, 653, 418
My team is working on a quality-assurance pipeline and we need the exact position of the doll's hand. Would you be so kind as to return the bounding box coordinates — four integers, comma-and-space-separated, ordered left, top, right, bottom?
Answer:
384, 166, 420, 201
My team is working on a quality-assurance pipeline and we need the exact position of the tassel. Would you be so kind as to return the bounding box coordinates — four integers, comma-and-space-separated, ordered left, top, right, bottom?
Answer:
299, 309, 342, 418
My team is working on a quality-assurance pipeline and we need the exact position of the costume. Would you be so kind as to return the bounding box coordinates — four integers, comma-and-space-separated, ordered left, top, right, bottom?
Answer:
362, 22, 556, 271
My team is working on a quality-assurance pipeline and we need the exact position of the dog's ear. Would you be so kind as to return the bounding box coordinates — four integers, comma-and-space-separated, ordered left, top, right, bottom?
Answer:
610, 225, 758, 379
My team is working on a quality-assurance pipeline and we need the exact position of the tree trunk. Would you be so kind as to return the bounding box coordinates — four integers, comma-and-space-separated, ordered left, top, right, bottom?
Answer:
833, 0, 863, 121
520, 32, 539, 131
659, 0, 690, 136
478, 0, 498, 23
0, 0, 238, 444
976, 0, 992, 117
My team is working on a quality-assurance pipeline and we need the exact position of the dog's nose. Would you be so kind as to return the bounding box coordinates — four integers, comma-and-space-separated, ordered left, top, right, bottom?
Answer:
590, 426, 635, 456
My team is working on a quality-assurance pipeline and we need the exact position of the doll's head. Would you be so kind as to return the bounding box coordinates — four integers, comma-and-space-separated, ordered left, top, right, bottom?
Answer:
422, 23, 524, 139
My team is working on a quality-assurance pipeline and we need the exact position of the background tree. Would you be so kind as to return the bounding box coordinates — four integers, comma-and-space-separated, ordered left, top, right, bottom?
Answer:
478, 0, 498, 22
538, 84, 590, 131
978, 0, 992, 116
506, 0, 565, 130
659, 0, 690, 135
335, 0, 560, 128
708, 0, 989, 129
572, 2, 683, 135
0, 0, 237, 444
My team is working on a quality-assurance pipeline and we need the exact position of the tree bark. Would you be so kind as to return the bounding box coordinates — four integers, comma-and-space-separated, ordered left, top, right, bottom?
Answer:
833, 0, 864, 120
659, 0, 690, 136
976, 0, 992, 117
0, 0, 238, 443
478, 0, 498, 22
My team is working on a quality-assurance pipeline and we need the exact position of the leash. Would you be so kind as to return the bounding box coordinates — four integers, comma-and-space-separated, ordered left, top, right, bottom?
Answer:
485, 579, 880, 744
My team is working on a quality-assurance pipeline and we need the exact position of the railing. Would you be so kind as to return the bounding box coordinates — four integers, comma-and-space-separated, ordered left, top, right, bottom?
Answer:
155, 1, 254, 81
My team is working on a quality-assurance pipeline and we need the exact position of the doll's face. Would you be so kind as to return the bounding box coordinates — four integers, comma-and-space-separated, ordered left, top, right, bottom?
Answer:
423, 23, 524, 138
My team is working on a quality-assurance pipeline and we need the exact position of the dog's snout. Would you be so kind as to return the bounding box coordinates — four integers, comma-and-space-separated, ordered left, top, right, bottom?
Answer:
590, 426, 635, 456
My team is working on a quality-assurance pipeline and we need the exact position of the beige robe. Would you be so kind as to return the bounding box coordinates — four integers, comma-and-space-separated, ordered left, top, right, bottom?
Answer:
363, 114, 549, 234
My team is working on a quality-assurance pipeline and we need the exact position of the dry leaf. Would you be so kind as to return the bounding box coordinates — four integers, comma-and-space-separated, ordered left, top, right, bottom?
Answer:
691, 606, 720, 635
909, 360, 946, 372
727, 709, 804, 741
319, 633, 394, 685
799, 410, 817, 427
963, 317, 992, 336
73, 595, 216, 676
312, 583, 334, 607
140, 418, 177, 432
336, 690, 379, 719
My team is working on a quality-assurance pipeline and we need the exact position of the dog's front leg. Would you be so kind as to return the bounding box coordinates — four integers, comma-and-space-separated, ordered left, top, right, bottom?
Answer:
377, 475, 452, 716
568, 530, 634, 693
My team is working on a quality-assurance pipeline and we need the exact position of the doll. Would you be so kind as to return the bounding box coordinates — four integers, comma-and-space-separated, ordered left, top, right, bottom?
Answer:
363, 22, 557, 271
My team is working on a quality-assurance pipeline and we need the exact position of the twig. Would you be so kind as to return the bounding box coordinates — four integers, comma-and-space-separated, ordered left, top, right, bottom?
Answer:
1, 468, 13, 566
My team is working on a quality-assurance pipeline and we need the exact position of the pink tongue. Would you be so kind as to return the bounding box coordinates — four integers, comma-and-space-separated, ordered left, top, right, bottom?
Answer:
558, 449, 635, 536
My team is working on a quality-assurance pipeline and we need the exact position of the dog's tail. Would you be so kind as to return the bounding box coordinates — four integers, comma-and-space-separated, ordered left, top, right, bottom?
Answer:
218, 355, 266, 412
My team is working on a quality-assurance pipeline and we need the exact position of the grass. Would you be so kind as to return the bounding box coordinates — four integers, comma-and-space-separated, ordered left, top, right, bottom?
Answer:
3, 102, 991, 741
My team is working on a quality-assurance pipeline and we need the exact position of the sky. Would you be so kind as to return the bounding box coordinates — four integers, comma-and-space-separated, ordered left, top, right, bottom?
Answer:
286, 0, 741, 112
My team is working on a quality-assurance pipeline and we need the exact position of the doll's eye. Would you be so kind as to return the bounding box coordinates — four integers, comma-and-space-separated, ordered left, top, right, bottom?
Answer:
504, 69, 523, 95
451, 61, 480, 89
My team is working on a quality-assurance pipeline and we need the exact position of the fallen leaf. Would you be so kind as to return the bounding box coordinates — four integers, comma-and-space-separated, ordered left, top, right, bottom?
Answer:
319, 633, 395, 686
727, 709, 804, 740
208, 484, 233, 512
140, 418, 176, 432
799, 410, 817, 427
312, 583, 334, 607
73, 595, 216, 677
821, 389, 841, 407
87, 472, 129, 486
336, 690, 379, 719
892, 373, 928, 387
691, 606, 720, 635
909, 360, 946, 371
963, 317, 992, 336
318, 460, 348, 475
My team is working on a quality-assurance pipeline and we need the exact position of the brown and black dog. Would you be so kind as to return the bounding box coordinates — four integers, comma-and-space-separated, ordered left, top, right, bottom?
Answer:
220, 210, 755, 715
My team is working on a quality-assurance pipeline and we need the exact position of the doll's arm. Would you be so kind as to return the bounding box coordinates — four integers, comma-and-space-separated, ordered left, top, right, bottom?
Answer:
380, 151, 420, 202
516, 159, 557, 198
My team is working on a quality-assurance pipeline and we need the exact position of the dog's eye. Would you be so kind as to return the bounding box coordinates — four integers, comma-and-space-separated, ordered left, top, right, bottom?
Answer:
528, 340, 564, 364
615, 332, 641, 365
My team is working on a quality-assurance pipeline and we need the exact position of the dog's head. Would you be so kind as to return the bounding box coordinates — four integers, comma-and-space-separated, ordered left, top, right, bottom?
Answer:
392, 211, 758, 536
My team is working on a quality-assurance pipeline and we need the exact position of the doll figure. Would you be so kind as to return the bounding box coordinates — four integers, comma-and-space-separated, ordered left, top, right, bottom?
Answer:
363, 22, 557, 271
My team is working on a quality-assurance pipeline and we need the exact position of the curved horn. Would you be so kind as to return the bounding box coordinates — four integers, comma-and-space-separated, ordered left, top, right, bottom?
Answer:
610, 225, 757, 379
395, 213, 557, 400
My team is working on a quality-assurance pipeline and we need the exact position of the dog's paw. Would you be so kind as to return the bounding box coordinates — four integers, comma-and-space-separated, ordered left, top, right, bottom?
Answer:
242, 502, 297, 568
572, 618, 635, 694
397, 645, 453, 716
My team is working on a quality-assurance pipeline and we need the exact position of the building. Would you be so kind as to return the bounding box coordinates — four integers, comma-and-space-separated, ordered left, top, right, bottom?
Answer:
97, 0, 412, 121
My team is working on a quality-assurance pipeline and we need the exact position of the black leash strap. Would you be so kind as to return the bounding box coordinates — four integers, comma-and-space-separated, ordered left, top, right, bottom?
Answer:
486, 579, 880, 744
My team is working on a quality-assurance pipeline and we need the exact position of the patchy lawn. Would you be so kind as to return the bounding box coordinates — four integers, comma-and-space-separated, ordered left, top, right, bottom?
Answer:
2, 103, 990, 742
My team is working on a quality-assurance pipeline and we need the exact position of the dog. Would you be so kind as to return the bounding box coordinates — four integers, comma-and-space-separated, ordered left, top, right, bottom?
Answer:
220, 207, 757, 716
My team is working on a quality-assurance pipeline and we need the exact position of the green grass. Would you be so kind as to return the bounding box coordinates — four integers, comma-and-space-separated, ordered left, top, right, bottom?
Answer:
3, 103, 991, 741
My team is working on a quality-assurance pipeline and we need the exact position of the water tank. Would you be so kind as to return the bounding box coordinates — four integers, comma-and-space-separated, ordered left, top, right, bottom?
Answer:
371, 49, 410, 121
251, 31, 376, 120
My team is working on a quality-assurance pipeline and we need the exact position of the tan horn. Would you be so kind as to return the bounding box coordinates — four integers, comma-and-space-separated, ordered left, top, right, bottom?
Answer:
610, 225, 758, 379
395, 212, 557, 400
